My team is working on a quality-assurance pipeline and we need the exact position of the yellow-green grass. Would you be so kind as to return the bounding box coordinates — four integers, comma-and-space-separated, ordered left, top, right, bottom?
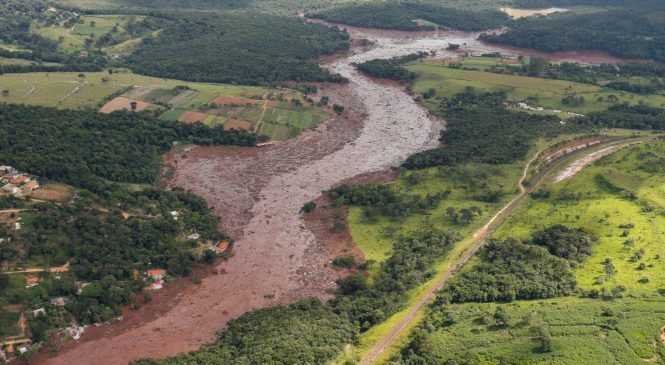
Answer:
102, 29, 162, 55
0, 57, 61, 66
0, 42, 30, 52
412, 19, 439, 27
406, 62, 665, 114
35, 15, 143, 52
342, 133, 644, 364
348, 162, 523, 278
0, 71, 271, 109
447, 56, 522, 71
421, 296, 665, 364
337, 161, 526, 363
497, 141, 665, 295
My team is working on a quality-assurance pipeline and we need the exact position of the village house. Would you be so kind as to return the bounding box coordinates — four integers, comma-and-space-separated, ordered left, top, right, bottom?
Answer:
151, 279, 165, 290
170, 211, 180, 220
50, 297, 68, 306
187, 233, 201, 240
1, 183, 18, 195
10, 175, 28, 185
75, 281, 90, 295
21, 180, 39, 192
32, 308, 46, 316
215, 240, 230, 253
147, 269, 166, 280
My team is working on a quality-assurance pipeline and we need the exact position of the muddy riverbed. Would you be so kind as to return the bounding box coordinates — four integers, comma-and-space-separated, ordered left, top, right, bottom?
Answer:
36, 27, 627, 365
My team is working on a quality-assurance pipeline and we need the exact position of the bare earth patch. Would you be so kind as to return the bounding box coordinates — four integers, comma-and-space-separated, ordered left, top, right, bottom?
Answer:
99, 96, 154, 113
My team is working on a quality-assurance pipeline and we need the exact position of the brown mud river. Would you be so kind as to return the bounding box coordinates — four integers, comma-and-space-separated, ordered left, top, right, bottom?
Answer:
37, 28, 623, 365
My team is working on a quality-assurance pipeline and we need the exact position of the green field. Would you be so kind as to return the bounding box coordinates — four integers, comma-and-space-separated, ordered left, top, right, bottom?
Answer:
498, 141, 665, 295
418, 297, 665, 364
407, 62, 665, 115
389, 139, 665, 364
35, 15, 144, 52
0, 71, 271, 109
0, 57, 61, 66
348, 161, 523, 278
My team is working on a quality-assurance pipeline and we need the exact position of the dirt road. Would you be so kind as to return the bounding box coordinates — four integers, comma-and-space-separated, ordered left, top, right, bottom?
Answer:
359, 138, 648, 365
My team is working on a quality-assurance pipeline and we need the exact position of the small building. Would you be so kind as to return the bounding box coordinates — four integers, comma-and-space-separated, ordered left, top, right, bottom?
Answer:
1, 183, 17, 194
79, 50, 89, 58
32, 308, 46, 316
17, 346, 28, 355
150, 279, 164, 290
75, 281, 90, 295
50, 297, 68, 306
147, 269, 166, 280
14, 222, 21, 231
10, 175, 28, 185
22, 180, 39, 192
187, 233, 201, 241
0, 166, 14, 174
170, 211, 180, 220
215, 240, 230, 253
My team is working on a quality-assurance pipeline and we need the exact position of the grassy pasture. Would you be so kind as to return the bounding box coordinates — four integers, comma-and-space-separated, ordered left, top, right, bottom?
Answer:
421, 297, 665, 364
407, 62, 665, 114
35, 15, 143, 52
498, 140, 665, 295
0, 57, 61, 66
0, 71, 269, 109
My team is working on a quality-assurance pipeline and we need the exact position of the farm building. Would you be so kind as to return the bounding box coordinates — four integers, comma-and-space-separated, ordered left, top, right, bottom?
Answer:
215, 240, 230, 253
147, 269, 167, 280
151, 279, 165, 290
21, 180, 39, 192
50, 297, 68, 306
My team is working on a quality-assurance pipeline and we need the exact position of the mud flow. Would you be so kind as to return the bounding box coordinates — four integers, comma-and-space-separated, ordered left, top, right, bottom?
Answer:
37, 26, 624, 365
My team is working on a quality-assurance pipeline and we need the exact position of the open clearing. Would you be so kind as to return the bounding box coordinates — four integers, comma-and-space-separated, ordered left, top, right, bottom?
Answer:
34, 15, 145, 52
407, 62, 665, 114
0, 71, 270, 109
500, 7, 569, 18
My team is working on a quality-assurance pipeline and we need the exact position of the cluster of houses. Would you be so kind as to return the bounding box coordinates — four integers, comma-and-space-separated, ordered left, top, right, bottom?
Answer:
0, 166, 39, 197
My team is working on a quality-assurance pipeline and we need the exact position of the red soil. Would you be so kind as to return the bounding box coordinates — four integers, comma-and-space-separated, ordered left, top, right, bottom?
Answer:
178, 111, 210, 123
223, 118, 253, 131
212, 95, 261, 106
99, 97, 153, 114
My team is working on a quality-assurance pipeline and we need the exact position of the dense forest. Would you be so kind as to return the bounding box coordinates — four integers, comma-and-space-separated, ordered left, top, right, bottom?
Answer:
309, 2, 508, 31
442, 225, 596, 304
574, 104, 665, 130
354, 52, 428, 81
133, 298, 356, 365
0, 104, 258, 195
124, 13, 349, 85
403, 89, 570, 169
481, 7, 665, 63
